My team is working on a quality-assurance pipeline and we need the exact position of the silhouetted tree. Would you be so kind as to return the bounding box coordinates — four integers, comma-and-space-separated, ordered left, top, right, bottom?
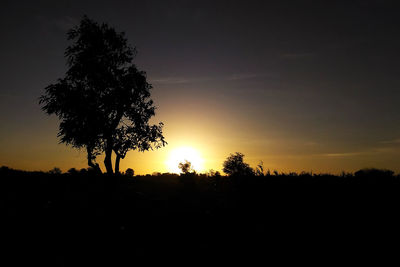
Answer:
222, 152, 254, 176
39, 16, 166, 174
112, 124, 165, 174
125, 168, 134, 177
354, 168, 395, 184
48, 167, 62, 175
178, 160, 193, 174
67, 168, 78, 175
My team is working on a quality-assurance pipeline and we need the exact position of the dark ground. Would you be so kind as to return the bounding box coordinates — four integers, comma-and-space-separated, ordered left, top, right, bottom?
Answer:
1, 166, 400, 265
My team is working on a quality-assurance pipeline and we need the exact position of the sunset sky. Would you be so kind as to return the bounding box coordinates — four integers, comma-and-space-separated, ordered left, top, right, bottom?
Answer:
1, 0, 400, 174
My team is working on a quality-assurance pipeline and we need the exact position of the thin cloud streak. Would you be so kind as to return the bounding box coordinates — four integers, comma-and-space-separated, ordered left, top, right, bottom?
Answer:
151, 73, 271, 85
321, 146, 400, 158
150, 77, 194, 84
380, 138, 400, 144
323, 152, 363, 157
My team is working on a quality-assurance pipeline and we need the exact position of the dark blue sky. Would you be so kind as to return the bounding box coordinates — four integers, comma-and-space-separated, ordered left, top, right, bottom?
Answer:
1, 0, 400, 173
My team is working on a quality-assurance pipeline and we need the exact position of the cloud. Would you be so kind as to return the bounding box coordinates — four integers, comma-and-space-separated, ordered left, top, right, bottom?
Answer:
380, 138, 400, 144
151, 72, 270, 85
321, 144, 400, 158
372, 147, 397, 153
323, 152, 363, 157
150, 77, 193, 84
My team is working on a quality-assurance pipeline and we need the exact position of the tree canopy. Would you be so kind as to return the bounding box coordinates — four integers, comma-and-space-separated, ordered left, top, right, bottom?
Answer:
39, 16, 166, 174
178, 160, 194, 175
222, 152, 254, 176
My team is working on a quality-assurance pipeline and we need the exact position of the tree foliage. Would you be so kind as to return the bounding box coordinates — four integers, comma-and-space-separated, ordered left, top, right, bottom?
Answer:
178, 160, 194, 174
39, 16, 166, 174
222, 152, 254, 176
124, 168, 135, 177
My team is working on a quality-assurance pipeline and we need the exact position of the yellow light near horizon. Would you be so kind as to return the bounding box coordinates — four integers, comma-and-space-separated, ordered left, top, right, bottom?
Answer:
166, 146, 205, 173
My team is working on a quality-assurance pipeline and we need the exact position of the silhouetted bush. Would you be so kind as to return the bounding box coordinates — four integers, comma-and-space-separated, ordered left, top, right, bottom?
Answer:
48, 167, 62, 175
222, 152, 254, 176
125, 168, 135, 177
354, 168, 395, 184
178, 160, 195, 175
255, 161, 265, 176
67, 168, 78, 174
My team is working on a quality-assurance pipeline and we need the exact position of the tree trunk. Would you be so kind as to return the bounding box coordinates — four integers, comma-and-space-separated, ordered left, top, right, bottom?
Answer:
88, 159, 102, 173
104, 112, 123, 175
104, 145, 114, 175
115, 154, 121, 175
87, 147, 102, 173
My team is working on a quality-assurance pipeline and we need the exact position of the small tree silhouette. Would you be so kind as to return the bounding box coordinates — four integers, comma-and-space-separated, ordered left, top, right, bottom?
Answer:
178, 160, 193, 175
39, 16, 166, 174
125, 168, 135, 177
67, 168, 78, 174
48, 167, 62, 175
222, 152, 254, 176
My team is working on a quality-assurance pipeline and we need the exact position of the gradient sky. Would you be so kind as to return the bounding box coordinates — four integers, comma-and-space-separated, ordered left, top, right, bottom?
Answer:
1, 0, 400, 174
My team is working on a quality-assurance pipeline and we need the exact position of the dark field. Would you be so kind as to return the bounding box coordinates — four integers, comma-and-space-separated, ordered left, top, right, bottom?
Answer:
2, 166, 400, 265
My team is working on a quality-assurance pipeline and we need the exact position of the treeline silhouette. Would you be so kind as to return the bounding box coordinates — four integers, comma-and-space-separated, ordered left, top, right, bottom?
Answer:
2, 164, 400, 226
2, 165, 400, 264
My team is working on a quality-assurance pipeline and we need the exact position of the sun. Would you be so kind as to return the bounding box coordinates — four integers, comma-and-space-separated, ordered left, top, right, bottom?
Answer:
166, 146, 205, 173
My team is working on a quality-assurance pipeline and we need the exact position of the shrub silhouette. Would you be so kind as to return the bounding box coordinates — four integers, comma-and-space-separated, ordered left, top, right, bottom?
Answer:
222, 152, 254, 176
255, 161, 265, 176
48, 167, 62, 175
125, 168, 135, 177
178, 160, 194, 175
67, 168, 78, 174
354, 168, 395, 184
355, 168, 394, 177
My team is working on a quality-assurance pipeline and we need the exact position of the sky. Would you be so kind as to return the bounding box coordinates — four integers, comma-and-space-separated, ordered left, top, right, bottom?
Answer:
1, 0, 400, 174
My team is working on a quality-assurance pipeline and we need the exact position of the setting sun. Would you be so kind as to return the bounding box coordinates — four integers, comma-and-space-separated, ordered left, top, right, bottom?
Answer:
166, 147, 205, 173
